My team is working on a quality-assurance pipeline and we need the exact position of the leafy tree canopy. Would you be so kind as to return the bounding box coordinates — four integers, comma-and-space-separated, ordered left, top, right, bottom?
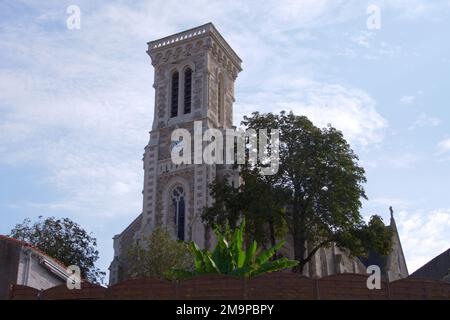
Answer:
204, 111, 393, 272
202, 167, 288, 249
9, 216, 105, 283
127, 227, 194, 280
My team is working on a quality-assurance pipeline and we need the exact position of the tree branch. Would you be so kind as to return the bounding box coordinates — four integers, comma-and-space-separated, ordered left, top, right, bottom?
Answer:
302, 239, 334, 265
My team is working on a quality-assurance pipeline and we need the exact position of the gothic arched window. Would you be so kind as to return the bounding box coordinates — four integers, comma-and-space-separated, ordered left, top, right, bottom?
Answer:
170, 71, 179, 118
183, 67, 192, 114
217, 74, 224, 125
171, 186, 185, 241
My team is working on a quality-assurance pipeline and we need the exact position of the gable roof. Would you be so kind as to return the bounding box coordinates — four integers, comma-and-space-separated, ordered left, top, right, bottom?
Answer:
0, 235, 70, 281
410, 249, 450, 282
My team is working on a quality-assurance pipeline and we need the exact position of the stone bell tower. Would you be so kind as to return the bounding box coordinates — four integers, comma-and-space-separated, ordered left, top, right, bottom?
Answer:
109, 23, 242, 285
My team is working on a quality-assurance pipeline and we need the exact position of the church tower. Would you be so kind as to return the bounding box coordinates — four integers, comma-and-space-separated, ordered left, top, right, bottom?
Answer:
109, 23, 242, 285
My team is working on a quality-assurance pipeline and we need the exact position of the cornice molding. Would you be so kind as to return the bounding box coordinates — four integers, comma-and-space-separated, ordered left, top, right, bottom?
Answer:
147, 23, 242, 73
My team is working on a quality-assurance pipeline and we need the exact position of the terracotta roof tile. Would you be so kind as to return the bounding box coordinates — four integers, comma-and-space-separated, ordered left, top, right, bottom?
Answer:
0, 234, 67, 269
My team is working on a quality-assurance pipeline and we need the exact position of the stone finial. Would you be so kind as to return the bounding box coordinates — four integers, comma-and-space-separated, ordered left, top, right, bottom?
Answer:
389, 206, 398, 231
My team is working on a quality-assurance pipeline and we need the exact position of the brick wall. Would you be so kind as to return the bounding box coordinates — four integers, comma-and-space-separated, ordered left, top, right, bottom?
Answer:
9, 273, 450, 300
0, 239, 21, 300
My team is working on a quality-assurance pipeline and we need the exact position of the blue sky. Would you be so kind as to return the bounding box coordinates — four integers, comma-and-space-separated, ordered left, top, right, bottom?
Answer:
1, 0, 449, 278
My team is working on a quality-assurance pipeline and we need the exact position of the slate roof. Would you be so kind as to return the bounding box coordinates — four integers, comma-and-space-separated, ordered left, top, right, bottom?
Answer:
410, 248, 450, 282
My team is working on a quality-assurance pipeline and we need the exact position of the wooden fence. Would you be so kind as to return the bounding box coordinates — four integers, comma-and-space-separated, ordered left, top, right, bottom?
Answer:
9, 273, 450, 300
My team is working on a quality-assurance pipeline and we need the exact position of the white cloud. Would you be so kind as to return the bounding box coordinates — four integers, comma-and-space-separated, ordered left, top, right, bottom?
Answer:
365, 152, 421, 169
397, 209, 450, 273
437, 138, 450, 153
409, 113, 441, 130
377, 0, 450, 20
370, 197, 412, 210
289, 86, 387, 147
236, 81, 387, 147
400, 95, 416, 105
343, 30, 402, 60
387, 153, 419, 169
0, 11, 152, 219
350, 31, 374, 49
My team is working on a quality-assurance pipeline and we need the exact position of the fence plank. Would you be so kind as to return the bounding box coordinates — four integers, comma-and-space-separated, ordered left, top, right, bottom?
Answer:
177, 275, 245, 300
247, 273, 315, 300
106, 278, 175, 300
42, 282, 106, 300
389, 278, 450, 300
8, 274, 450, 300
317, 274, 389, 300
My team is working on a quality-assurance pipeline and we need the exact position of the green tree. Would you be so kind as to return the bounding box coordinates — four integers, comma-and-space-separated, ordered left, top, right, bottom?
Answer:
202, 175, 242, 230
202, 168, 288, 249
241, 111, 393, 272
9, 216, 105, 283
239, 167, 289, 249
202, 111, 288, 248
127, 227, 194, 280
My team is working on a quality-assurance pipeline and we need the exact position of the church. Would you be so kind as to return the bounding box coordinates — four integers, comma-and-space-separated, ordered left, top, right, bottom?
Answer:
108, 23, 408, 285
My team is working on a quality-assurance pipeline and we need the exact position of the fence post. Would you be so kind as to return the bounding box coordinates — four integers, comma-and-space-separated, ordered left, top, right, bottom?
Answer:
174, 280, 179, 299
244, 277, 248, 300
386, 280, 391, 300
8, 284, 15, 300
314, 278, 320, 300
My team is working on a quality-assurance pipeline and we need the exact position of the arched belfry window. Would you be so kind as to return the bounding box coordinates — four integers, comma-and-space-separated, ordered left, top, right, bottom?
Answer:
217, 74, 224, 125
170, 71, 179, 118
171, 186, 185, 241
184, 67, 192, 114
